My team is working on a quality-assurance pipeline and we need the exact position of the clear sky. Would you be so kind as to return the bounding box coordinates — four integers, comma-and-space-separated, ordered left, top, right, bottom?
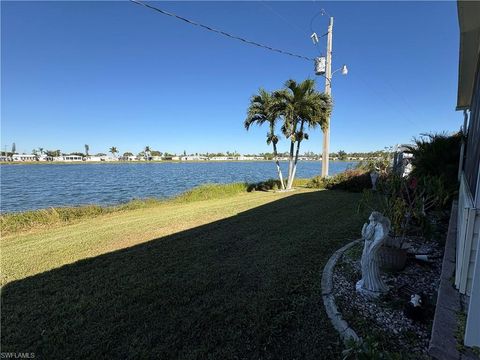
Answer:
1, 1, 462, 156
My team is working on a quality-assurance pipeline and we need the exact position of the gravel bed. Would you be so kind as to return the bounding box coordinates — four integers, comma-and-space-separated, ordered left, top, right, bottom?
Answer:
333, 236, 444, 357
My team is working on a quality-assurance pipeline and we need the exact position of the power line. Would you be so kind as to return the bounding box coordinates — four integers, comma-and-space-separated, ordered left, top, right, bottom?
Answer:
130, 0, 315, 62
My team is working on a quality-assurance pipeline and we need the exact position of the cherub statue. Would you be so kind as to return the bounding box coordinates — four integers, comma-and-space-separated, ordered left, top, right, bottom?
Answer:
356, 211, 390, 297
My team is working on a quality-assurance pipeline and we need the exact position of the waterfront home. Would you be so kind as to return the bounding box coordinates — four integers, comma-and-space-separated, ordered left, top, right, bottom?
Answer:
102, 156, 118, 162
429, 2, 480, 356
450, 0, 480, 347
0, 156, 10, 162
180, 155, 207, 161
37, 154, 52, 161
53, 155, 83, 162
85, 156, 103, 162
12, 154, 37, 162
237, 155, 264, 161
152, 156, 162, 161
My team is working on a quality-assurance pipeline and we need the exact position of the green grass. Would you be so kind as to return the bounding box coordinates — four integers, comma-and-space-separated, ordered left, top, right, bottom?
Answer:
0, 181, 311, 235
1, 189, 364, 359
0, 183, 250, 235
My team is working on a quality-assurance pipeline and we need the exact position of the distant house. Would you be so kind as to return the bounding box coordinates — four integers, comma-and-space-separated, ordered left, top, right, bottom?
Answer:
37, 154, 52, 162
180, 155, 207, 161
53, 155, 82, 162
85, 156, 103, 162
123, 155, 138, 161
12, 154, 37, 162
102, 156, 118, 162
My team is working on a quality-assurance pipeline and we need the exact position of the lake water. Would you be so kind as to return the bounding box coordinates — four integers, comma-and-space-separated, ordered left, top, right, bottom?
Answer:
0, 161, 357, 213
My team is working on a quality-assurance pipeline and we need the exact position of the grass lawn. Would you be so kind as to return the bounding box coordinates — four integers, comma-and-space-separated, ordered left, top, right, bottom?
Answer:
1, 189, 364, 359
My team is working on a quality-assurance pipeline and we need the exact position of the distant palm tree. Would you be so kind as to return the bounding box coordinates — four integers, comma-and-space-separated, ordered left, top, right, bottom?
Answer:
144, 146, 151, 161
245, 88, 285, 190
85, 144, 89, 157
274, 79, 331, 189
109, 146, 118, 158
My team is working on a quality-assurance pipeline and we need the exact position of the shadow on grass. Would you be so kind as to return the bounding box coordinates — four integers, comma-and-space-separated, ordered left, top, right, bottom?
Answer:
1, 190, 364, 359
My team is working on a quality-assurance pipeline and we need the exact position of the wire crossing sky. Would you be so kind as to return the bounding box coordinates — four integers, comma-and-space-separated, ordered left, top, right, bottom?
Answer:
131, 0, 315, 61
1, 1, 462, 155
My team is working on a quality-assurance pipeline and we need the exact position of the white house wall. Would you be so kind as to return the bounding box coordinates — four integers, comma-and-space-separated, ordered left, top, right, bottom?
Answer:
456, 174, 479, 296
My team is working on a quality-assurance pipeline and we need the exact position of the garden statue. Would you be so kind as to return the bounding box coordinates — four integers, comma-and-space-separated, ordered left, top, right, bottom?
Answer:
356, 211, 390, 297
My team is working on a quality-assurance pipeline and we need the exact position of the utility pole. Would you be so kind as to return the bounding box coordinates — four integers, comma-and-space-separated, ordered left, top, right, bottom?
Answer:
322, 16, 333, 177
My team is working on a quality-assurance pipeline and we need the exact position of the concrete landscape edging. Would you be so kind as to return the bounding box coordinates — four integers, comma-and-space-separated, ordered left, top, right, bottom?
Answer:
321, 239, 362, 343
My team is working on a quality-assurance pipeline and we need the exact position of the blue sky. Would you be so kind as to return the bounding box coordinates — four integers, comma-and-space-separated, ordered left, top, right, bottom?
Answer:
1, 1, 462, 155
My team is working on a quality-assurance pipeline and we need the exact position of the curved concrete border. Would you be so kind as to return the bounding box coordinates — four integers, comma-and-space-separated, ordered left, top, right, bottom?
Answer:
321, 239, 362, 343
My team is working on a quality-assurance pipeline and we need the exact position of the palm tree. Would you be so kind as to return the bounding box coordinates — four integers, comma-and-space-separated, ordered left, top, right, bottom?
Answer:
274, 79, 331, 189
245, 88, 285, 190
109, 146, 118, 158
144, 146, 151, 161
85, 144, 89, 157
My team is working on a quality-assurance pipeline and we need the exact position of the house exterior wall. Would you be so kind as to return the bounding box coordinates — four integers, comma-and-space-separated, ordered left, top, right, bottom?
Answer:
458, 37, 480, 348
455, 174, 479, 296
464, 57, 480, 198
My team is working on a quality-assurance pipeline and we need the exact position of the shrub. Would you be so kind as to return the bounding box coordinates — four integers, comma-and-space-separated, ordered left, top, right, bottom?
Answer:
246, 179, 281, 192
306, 176, 327, 189
406, 132, 462, 196
325, 169, 372, 192
174, 183, 249, 201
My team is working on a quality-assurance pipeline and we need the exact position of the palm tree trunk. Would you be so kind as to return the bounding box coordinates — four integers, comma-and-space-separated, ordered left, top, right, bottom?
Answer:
286, 119, 297, 189
287, 120, 305, 190
272, 142, 285, 190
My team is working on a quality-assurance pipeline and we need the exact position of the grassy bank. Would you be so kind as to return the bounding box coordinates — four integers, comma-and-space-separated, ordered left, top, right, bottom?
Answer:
1, 187, 364, 359
1, 180, 309, 235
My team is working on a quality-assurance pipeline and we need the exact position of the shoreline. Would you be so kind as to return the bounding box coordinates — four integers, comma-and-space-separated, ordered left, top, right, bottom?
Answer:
0, 159, 357, 165
0, 179, 314, 233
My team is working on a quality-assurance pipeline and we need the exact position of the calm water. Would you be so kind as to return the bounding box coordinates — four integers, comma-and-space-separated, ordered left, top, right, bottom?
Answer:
0, 161, 357, 213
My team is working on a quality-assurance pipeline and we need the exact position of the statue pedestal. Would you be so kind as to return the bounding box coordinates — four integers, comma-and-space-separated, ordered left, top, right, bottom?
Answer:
355, 280, 387, 298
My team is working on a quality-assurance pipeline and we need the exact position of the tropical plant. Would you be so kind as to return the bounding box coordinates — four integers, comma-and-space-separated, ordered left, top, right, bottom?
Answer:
274, 79, 331, 189
84, 144, 89, 157
144, 146, 152, 161
357, 148, 393, 175
245, 88, 286, 189
109, 147, 118, 158
405, 132, 462, 195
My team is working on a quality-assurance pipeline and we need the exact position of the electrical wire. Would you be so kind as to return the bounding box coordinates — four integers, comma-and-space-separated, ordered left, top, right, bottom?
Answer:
131, 0, 315, 62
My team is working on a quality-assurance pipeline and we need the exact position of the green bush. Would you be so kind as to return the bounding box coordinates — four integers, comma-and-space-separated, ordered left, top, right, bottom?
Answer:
174, 183, 249, 202
306, 176, 327, 189
326, 169, 372, 192
406, 132, 462, 196
246, 179, 281, 192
